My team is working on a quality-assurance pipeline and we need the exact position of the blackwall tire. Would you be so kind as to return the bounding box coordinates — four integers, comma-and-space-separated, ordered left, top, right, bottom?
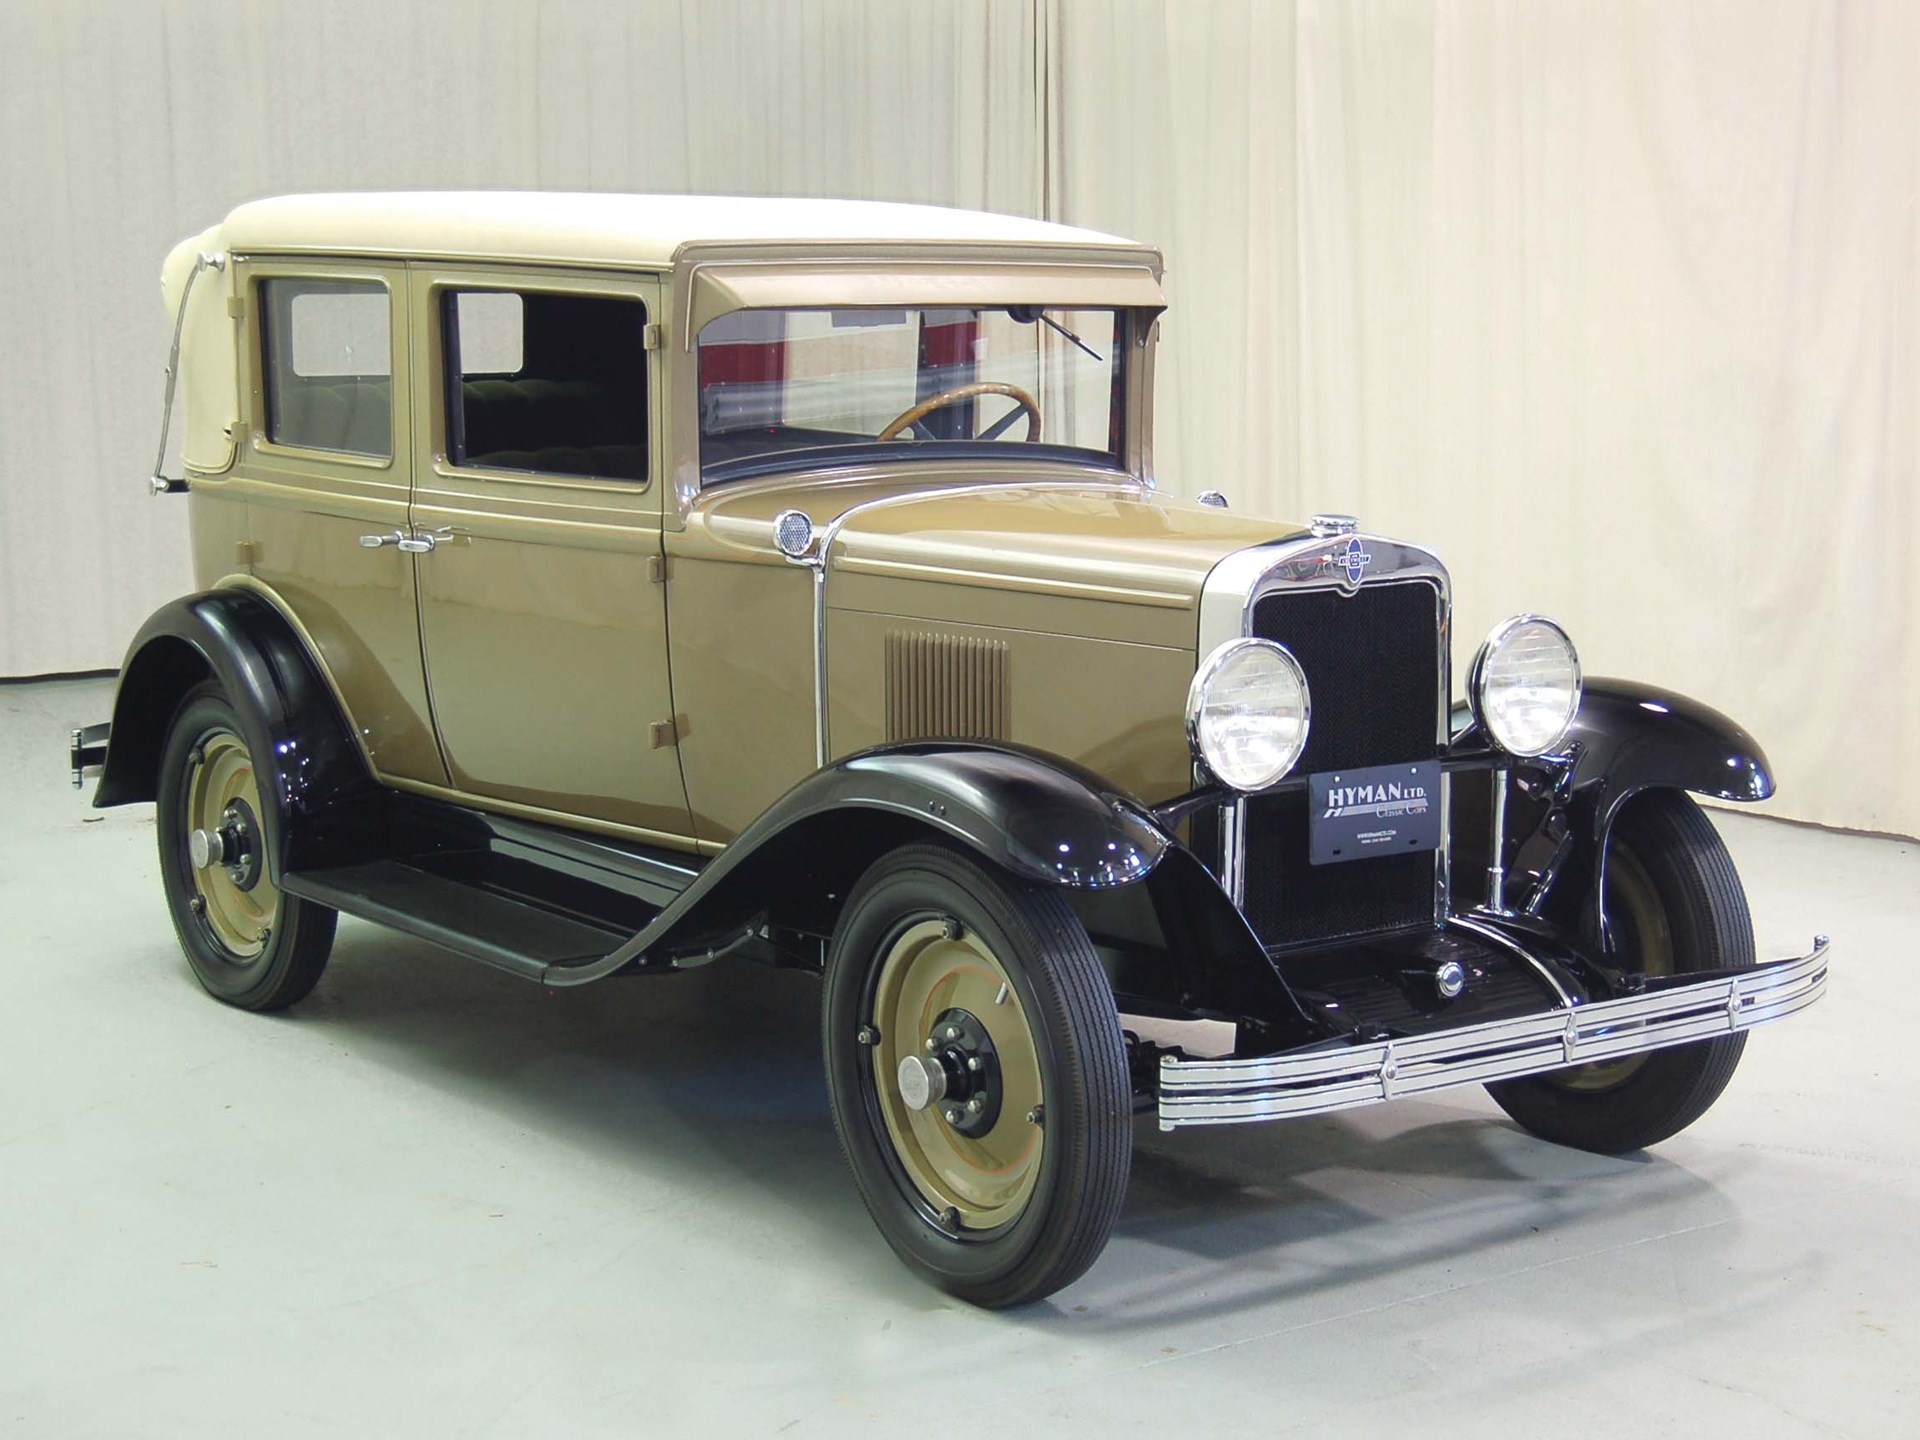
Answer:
822, 843, 1132, 1309
156, 683, 336, 1012
1486, 790, 1754, 1154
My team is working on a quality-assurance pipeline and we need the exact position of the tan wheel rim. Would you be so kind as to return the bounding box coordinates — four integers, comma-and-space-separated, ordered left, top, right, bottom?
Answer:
1553, 846, 1673, 1092
870, 920, 1045, 1230
185, 731, 279, 958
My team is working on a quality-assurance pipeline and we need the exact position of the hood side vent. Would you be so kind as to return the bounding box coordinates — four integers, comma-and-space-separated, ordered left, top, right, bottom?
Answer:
885, 631, 1010, 743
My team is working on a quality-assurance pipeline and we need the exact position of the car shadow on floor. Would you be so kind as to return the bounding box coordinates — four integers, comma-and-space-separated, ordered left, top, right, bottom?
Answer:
254, 923, 1745, 1325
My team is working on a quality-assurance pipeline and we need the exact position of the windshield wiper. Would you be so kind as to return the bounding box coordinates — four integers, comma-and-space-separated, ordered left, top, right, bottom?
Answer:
1037, 312, 1104, 363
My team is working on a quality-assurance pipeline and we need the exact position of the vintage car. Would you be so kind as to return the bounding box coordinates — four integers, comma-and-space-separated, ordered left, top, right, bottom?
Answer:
73, 193, 1829, 1308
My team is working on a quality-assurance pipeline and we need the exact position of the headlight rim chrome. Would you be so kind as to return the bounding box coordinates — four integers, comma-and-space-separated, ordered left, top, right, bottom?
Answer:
1186, 636, 1313, 794
1468, 613, 1583, 759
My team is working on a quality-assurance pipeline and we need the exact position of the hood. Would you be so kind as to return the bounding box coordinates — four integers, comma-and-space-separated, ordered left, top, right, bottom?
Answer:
692, 473, 1303, 647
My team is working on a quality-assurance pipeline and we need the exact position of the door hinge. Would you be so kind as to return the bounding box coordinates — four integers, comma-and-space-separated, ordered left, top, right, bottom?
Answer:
642, 322, 664, 351
649, 715, 688, 750
647, 554, 671, 583
235, 540, 260, 566
226, 294, 246, 320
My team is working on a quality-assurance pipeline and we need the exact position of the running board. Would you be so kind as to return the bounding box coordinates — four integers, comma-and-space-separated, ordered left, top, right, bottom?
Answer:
1156, 935, 1831, 1130
283, 861, 632, 981
278, 795, 703, 982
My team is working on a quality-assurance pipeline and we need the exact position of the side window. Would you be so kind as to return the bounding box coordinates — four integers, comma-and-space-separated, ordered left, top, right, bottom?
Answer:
260, 278, 392, 457
443, 289, 648, 482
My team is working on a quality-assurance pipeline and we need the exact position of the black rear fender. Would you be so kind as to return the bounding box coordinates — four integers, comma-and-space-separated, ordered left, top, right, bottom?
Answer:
92, 590, 374, 884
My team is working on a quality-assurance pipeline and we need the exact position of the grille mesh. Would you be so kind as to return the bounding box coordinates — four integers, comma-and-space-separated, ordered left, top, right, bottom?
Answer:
1242, 580, 1443, 949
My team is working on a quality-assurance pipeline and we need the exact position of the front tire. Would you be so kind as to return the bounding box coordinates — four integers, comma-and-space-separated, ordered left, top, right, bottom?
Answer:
822, 843, 1132, 1308
157, 683, 336, 1012
1487, 790, 1753, 1153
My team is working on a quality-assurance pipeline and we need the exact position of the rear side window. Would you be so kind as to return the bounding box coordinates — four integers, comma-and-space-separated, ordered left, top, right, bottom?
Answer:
443, 289, 648, 482
259, 279, 392, 457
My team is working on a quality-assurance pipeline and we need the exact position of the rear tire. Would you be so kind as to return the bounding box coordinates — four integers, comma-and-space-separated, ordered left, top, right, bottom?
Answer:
1486, 791, 1753, 1153
822, 843, 1132, 1308
157, 683, 336, 1012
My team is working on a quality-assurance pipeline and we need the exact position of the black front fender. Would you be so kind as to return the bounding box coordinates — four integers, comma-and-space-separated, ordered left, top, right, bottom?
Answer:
92, 589, 374, 883
549, 742, 1173, 983
1456, 677, 1774, 944
805, 743, 1171, 889
1563, 678, 1774, 840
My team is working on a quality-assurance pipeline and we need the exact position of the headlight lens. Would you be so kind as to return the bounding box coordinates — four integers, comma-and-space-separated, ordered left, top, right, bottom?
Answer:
1469, 615, 1581, 757
1187, 639, 1311, 792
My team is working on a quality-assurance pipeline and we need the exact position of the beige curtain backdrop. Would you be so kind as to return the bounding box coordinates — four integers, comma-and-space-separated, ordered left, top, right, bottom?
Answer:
2, 1, 1914, 836
0, 0, 1043, 677
1052, 0, 1919, 838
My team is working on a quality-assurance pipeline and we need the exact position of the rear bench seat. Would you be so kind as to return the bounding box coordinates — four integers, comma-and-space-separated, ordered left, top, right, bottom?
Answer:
271, 377, 393, 456
473, 444, 647, 478
458, 377, 645, 480
266, 376, 646, 480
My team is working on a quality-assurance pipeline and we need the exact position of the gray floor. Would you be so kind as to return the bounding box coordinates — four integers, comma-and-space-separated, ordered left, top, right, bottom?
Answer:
1, 675, 1911, 1438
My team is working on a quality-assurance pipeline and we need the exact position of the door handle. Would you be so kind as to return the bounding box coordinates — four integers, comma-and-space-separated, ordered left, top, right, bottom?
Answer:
361, 527, 466, 553
396, 526, 467, 554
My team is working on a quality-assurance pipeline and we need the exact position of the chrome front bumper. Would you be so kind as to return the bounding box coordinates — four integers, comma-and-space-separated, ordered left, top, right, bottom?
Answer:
1158, 935, 1831, 1130
69, 722, 109, 791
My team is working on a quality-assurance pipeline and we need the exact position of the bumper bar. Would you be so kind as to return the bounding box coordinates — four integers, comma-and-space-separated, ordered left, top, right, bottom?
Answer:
69, 722, 109, 791
1158, 934, 1831, 1130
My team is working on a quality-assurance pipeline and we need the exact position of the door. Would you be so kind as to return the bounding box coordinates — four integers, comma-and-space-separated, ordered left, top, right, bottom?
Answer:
231, 260, 448, 786
405, 265, 692, 845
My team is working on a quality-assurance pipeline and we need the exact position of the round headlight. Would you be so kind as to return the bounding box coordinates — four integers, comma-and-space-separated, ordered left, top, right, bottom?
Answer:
1187, 639, 1311, 792
1469, 615, 1581, 757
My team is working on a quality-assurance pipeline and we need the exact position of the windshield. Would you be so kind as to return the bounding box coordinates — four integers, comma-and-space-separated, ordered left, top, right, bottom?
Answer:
696, 306, 1124, 481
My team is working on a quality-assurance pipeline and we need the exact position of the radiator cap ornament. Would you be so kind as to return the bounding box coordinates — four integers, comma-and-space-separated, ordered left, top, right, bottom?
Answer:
1337, 535, 1373, 586
1309, 513, 1359, 538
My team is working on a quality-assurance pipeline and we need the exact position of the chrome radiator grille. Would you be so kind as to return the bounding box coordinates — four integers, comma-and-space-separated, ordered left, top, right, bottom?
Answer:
1242, 579, 1444, 949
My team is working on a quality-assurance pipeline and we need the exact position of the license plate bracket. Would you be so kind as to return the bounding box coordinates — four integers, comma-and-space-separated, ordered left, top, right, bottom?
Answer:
1308, 759, 1442, 866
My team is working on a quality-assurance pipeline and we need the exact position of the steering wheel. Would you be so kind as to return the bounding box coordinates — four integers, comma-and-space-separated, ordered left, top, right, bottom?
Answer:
877, 381, 1043, 443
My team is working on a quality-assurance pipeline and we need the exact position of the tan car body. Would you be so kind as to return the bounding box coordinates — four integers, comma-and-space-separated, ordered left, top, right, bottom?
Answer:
163, 193, 1300, 857
99, 193, 1824, 1309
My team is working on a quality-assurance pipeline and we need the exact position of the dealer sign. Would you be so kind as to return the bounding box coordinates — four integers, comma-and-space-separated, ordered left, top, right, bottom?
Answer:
1307, 760, 1443, 866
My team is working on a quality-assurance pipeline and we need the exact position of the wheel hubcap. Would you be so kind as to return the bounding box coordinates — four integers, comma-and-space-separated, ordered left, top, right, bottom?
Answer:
896, 1052, 950, 1112
184, 732, 278, 958
869, 919, 1043, 1231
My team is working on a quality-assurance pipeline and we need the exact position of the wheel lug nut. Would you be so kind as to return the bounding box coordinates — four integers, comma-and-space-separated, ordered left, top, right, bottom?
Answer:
944, 1108, 962, 1125
967, 1055, 982, 1072
923, 1038, 937, 1053
943, 1026, 959, 1041
966, 1096, 983, 1115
